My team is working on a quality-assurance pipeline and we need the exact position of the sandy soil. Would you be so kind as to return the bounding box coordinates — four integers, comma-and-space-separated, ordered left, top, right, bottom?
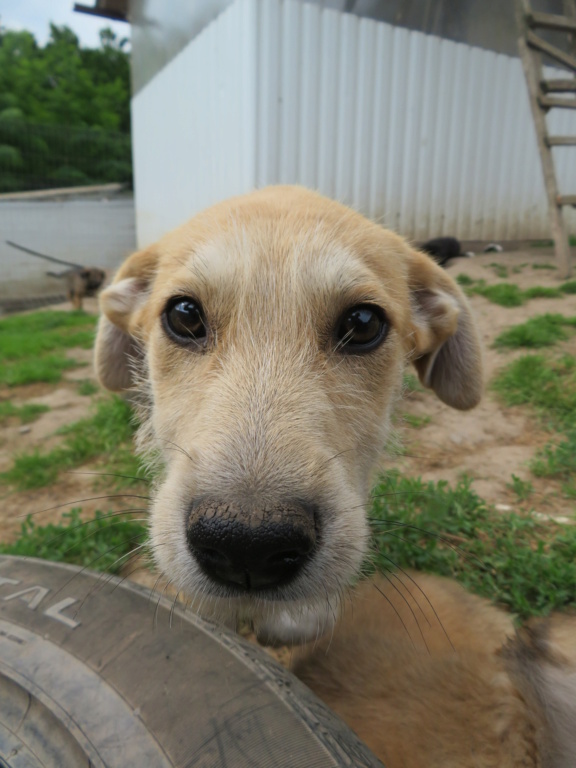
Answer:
0, 251, 574, 549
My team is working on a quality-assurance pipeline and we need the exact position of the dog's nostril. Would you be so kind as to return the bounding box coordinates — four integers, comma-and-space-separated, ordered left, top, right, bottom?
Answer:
187, 499, 317, 591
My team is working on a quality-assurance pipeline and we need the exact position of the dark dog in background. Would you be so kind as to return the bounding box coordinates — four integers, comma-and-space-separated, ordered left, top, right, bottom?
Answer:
420, 236, 468, 267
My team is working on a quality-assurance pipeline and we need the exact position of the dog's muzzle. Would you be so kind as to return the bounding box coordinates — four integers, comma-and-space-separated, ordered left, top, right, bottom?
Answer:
187, 498, 317, 592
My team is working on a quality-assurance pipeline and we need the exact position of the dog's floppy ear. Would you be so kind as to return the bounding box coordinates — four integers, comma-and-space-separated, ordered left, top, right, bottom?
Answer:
94, 247, 159, 391
407, 248, 483, 410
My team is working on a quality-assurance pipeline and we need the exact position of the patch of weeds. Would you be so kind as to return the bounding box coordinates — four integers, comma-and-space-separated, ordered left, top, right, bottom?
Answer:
403, 413, 431, 429
560, 280, 576, 295
402, 373, 424, 395
0, 508, 147, 574
487, 262, 508, 278
368, 472, 576, 618
471, 282, 524, 307
532, 263, 557, 270
493, 314, 576, 349
522, 286, 563, 300
531, 429, 576, 498
507, 474, 534, 500
492, 354, 576, 426
0, 401, 50, 425
77, 379, 100, 396
0, 310, 96, 386
1, 356, 81, 387
0, 396, 141, 491
531, 240, 554, 248
493, 354, 576, 498
456, 274, 476, 286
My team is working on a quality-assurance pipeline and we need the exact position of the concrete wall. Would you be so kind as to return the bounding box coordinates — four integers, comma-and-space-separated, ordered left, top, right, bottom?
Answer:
1, 196, 136, 299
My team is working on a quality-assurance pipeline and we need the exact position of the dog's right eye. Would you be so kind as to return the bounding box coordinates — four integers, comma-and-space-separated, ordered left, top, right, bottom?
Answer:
163, 297, 208, 345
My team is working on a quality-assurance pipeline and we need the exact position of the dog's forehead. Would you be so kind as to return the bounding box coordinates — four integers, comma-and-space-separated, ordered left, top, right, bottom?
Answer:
154, 192, 411, 316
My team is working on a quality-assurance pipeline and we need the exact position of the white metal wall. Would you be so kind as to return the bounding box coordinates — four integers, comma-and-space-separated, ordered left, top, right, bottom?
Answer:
132, 0, 576, 247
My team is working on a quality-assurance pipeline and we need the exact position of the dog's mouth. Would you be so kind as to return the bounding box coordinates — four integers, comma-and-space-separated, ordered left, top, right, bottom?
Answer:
186, 497, 319, 596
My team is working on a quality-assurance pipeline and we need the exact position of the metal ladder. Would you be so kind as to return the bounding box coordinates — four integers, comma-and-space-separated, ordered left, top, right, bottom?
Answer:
516, 0, 576, 278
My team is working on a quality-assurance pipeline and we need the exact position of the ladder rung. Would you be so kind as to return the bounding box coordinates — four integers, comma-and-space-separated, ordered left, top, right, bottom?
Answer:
541, 78, 576, 92
557, 195, 576, 206
527, 11, 576, 33
547, 135, 576, 145
539, 95, 576, 109
526, 30, 576, 72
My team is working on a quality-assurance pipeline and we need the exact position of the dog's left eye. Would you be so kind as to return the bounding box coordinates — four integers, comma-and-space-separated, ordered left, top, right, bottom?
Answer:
163, 297, 208, 345
335, 304, 388, 352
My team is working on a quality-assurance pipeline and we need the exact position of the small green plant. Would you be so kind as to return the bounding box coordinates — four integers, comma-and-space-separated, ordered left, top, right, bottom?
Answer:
487, 262, 508, 278
402, 373, 424, 394
368, 472, 576, 618
507, 474, 534, 500
0, 509, 148, 574
532, 263, 557, 271
493, 314, 576, 349
0, 401, 50, 425
403, 413, 431, 429
531, 430, 576, 498
77, 379, 99, 396
531, 240, 554, 248
456, 274, 475, 286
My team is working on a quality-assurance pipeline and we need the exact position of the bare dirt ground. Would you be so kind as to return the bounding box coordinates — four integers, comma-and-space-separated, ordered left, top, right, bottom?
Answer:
392, 248, 575, 523
0, 249, 574, 550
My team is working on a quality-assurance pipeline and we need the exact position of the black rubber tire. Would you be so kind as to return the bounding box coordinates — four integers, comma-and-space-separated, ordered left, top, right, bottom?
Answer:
0, 556, 383, 767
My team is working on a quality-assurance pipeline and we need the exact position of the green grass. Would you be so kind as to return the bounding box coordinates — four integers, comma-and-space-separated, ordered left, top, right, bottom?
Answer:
0, 310, 96, 386
532, 263, 557, 271
531, 430, 576, 498
0, 396, 144, 491
493, 314, 576, 349
493, 353, 576, 497
471, 282, 525, 307
77, 379, 100, 396
468, 281, 567, 307
0, 401, 50, 425
369, 472, 576, 618
402, 372, 424, 394
0, 509, 147, 574
561, 280, 576, 295
507, 474, 534, 501
522, 286, 563, 300
456, 274, 476, 286
403, 413, 431, 429
493, 354, 576, 427
487, 262, 508, 278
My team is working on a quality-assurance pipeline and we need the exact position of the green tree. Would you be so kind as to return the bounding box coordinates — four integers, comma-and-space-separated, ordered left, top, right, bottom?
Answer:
0, 23, 131, 191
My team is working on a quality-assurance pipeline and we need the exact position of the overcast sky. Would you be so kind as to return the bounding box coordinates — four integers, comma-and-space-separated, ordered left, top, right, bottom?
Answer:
1, 0, 130, 48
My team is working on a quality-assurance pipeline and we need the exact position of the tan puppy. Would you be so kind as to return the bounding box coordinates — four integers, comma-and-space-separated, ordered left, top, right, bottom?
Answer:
293, 572, 576, 768
94, 186, 482, 642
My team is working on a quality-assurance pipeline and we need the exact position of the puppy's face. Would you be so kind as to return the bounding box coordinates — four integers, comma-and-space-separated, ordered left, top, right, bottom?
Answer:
95, 187, 482, 642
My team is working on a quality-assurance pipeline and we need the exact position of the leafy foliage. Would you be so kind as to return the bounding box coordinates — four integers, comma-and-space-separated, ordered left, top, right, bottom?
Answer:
0, 25, 131, 191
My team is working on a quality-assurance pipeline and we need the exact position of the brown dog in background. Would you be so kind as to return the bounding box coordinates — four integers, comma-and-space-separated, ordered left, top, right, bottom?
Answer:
293, 571, 576, 767
49, 266, 106, 309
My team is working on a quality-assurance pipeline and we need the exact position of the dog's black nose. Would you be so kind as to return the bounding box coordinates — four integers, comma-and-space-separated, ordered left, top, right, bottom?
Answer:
187, 499, 317, 591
